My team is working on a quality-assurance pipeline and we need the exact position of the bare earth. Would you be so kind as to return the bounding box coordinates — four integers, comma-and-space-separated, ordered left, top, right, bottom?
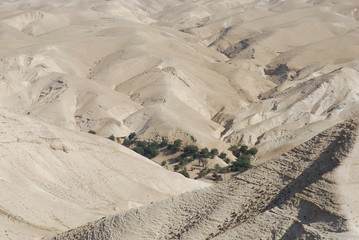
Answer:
49, 120, 359, 240
0, 0, 359, 239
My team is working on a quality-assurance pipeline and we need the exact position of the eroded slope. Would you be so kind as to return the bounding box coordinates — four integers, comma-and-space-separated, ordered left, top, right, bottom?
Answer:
49, 120, 359, 240
0, 108, 208, 240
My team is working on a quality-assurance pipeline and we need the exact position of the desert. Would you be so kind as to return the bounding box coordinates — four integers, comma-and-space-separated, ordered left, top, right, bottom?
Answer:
0, 0, 359, 239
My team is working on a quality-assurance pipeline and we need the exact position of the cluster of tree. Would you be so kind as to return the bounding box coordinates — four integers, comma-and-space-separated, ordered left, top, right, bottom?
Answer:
119, 132, 161, 159
103, 131, 258, 182
228, 144, 258, 172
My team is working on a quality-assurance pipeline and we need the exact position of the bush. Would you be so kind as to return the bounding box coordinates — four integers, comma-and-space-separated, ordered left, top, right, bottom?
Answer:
161, 161, 166, 166
108, 135, 115, 141
228, 145, 238, 152
88, 130, 96, 134
174, 164, 182, 172
159, 137, 168, 148
214, 164, 221, 173
122, 138, 131, 147
210, 148, 219, 158
183, 145, 199, 156
212, 173, 223, 182
246, 147, 258, 156
179, 169, 190, 178
128, 132, 136, 140
197, 168, 210, 178
167, 142, 181, 153
219, 152, 227, 159
134, 146, 145, 155
223, 158, 230, 164
199, 148, 210, 158
144, 146, 159, 159
239, 145, 248, 153
174, 139, 182, 147
231, 155, 251, 172
219, 166, 230, 173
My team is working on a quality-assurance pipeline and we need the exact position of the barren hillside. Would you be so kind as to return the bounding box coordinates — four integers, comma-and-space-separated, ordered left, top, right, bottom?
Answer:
1, 0, 358, 155
1, 0, 359, 239
49, 120, 359, 240
0, 108, 208, 240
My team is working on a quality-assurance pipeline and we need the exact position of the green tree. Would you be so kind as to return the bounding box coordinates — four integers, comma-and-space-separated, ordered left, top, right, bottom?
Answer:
88, 130, 96, 134
108, 135, 115, 141
239, 145, 249, 153
174, 164, 182, 172
246, 147, 258, 155
212, 173, 223, 182
183, 145, 199, 156
179, 169, 190, 178
219, 152, 227, 159
159, 137, 168, 148
161, 161, 167, 166
228, 145, 238, 152
144, 146, 159, 159
128, 132, 136, 140
199, 148, 210, 158
134, 146, 145, 155
214, 164, 221, 173
197, 168, 210, 178
210, 148, 219, 158
123, 138, 131, 147
231, 155, 251, 172
174, 139, 182, 148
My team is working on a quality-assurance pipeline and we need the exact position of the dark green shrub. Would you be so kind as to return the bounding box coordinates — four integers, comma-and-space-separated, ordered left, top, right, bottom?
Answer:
88, 130, 96, 134
179, 169, 190, 178
134, 146, 145, 155
219, 152, 227, 159
210, 148, 219, 157
212, 173, 223, 182
159, 137, 168, 148
183, 145, 199, 156
197, 168, 210, 178
246, 147, 258, 155
239, 145, 248, 153
128, 132, 136, 140
108, 135, 115, 141
123, 138, 131, 147
174, 164, 182, 172
228, 145, 238, 152
199, 148, 210, 158
231, 155, 251, 172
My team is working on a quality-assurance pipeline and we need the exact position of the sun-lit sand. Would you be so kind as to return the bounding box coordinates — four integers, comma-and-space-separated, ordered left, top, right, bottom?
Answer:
1, 0, 359, 239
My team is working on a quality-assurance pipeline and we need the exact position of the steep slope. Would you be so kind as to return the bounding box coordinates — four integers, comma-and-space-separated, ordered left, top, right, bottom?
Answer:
0, 108, 208, 240
49, 119, 359, 240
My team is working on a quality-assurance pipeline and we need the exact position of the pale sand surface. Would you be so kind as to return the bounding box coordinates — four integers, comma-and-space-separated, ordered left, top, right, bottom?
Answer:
49, 120, 359, 240
0, 0, 358, 157
0, 0, 359, 239
0, 108, 208, 240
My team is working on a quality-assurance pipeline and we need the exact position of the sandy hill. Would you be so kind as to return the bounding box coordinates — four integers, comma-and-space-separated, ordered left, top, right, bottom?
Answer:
0, 108, 208, 240
1, 0, 359, 239
49, 119, 359, 240
0, 0, 358, 158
